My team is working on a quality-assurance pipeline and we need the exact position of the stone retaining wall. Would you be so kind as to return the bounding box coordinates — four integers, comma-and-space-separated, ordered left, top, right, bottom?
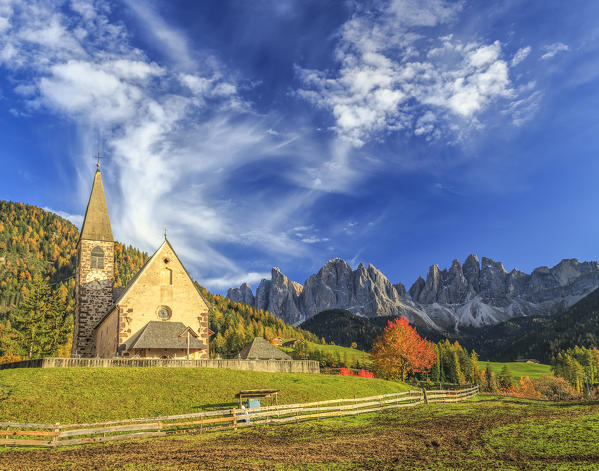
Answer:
0, 358, 320, 374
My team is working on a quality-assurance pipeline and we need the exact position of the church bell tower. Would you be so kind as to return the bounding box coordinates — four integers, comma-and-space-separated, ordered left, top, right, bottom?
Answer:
72, 164, 115, 357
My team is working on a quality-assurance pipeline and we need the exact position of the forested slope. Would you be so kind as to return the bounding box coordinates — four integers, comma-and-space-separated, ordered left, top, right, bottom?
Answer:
499, 287, 599, 363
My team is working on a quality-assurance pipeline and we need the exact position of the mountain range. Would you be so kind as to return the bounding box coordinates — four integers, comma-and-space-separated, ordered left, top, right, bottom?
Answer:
227, 255, 599, 332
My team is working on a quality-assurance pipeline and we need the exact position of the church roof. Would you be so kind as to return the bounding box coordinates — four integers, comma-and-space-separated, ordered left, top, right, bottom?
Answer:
80, 169, 113, 242
123, 321, 207, 350
95, 238, 209, 330
237, 337, 291, 360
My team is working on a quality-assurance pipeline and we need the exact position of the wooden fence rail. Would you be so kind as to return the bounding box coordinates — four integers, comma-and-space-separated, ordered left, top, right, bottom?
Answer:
0, 386, 479, 448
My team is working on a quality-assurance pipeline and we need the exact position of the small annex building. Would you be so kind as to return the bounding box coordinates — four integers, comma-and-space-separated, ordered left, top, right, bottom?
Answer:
73, 165, 211, 359
237, 337, 291, 360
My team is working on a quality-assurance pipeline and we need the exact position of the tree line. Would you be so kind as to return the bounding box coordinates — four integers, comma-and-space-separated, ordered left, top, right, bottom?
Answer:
198, 285, 321, 358
552, 346, 599, 394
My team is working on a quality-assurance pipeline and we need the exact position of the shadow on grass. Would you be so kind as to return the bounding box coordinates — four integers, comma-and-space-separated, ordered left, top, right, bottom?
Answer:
479, 396, 599, 408
0, 386, 12, 403
192, 402, 237, 410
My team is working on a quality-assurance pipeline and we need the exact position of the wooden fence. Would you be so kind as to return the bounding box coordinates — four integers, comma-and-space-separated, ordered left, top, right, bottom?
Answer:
0, 385, 479, 448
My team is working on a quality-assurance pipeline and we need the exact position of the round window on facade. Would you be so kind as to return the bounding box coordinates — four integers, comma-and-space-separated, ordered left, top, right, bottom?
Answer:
157, 306, 172, 321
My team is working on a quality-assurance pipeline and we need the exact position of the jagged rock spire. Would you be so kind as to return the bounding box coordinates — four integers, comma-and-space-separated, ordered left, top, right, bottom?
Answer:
80, 168, 113, 242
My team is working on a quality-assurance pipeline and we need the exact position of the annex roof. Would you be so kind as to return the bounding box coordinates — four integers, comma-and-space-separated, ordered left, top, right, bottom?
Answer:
237, 337, 291, 360
123, 321, 206, 350
80, 169, 113, 243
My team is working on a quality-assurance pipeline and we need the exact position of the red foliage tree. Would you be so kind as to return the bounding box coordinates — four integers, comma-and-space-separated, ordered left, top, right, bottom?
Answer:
370, 317, 437, 381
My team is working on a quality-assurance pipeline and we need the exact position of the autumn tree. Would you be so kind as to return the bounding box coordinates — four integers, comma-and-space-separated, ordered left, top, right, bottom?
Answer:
370, 317, 436, 381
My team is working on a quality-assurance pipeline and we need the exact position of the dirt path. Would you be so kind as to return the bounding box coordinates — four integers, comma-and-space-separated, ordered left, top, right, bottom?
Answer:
0, 399, 597, 470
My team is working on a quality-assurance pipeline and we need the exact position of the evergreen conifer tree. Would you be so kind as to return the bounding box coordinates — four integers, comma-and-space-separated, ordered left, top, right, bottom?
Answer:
13, 276, 69, 358
498, 365, 513, 390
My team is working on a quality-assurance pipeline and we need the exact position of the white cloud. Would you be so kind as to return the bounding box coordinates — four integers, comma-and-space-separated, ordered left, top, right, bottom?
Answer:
541, 42, 569, 60
202, 271, 271, 290
0, 16, 9, 33
297, 1, 523, 145
511, 46, 531, 66
43, 207, 84, 228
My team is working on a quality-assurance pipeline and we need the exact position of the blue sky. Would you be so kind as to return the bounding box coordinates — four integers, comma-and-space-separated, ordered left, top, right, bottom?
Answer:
1, 0, 599, 293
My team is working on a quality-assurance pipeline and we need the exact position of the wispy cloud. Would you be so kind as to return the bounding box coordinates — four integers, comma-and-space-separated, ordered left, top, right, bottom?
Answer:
0, 0, 326, 288
511, 46, 531, 66
541, 42, 569, 60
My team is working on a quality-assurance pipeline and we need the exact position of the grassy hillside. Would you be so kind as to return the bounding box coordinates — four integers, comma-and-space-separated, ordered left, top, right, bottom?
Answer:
483, 361, 552, 379
280, 340, 373, 368
0, 367, 410, 423
306, 341, 372, 366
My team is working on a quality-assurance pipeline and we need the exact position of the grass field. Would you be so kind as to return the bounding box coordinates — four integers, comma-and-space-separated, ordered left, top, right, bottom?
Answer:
0, 367, 410, 423
279, 341, 372, 367
483, 361, 552, 379
306, 341, 372, 366
0, 395, 597, 470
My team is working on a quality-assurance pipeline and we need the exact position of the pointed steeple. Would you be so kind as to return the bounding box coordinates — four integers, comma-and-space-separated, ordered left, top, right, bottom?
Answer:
80, 168, 113, 242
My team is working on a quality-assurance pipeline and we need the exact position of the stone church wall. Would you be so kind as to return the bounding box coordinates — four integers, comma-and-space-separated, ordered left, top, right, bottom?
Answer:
94, 308, 118, 358
73, 239, 115, 357
0, 358, 321, 374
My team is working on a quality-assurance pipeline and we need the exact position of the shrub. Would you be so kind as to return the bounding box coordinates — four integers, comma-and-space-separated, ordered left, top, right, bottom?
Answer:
0, 354, 21, 364
339, 367, 354, 376
517, 376, 543, 399
357, 369, 375, 378
339, 368, 375, 378
532, 375, 582, 401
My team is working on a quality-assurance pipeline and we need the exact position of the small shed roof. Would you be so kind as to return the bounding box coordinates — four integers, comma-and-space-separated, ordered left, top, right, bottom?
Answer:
237, 337, 291, 360
124, 321, 206, 350
235, 389, 279, 399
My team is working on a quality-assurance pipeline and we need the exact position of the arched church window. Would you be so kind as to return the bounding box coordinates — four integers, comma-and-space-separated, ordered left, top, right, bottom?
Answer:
90, 246, 104, 269
161, 267, 172, 285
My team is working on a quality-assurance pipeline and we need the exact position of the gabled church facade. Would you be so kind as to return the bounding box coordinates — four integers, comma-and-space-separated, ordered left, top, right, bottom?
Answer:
72, 165, 210, 359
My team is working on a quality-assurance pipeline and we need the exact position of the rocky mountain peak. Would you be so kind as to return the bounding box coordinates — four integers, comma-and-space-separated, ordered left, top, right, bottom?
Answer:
228, 254, 599, 332
462, 254, 480, 290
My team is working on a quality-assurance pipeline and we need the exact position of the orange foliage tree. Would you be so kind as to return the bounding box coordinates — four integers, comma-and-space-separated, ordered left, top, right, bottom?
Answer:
370, 317, 437, 381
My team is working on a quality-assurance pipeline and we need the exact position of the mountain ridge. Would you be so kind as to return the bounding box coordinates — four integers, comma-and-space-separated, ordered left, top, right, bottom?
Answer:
228, 255, 599, 331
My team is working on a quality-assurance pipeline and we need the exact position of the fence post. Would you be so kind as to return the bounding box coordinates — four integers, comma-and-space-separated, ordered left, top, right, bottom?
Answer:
422, 389, 428, 405
52, 423, 59, 447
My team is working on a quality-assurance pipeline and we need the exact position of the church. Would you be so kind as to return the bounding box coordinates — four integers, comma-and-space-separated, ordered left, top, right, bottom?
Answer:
72, 164, 211, 359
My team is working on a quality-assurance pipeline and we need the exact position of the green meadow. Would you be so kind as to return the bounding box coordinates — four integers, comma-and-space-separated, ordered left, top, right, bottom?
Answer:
0, 367, 409, 424
483, 361, 552, 379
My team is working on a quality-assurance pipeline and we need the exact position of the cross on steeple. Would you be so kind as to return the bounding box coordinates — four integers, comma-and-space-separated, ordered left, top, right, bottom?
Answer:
94, 151, 102, 169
